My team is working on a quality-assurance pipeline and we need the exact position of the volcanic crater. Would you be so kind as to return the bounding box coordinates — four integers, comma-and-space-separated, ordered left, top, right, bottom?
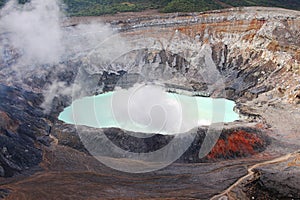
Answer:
0, 6, 300, 200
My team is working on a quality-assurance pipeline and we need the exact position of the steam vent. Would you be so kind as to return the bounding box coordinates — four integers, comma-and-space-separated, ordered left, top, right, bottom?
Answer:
0, 0, 300, 199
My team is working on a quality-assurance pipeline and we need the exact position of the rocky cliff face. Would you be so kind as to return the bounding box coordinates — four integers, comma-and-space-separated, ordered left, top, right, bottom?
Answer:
0, 7, 299, 200
109, 7, 300, 102
62, 7, 300, 105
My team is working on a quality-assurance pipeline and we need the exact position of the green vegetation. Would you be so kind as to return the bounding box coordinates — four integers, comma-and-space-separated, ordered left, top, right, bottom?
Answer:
219, 0, 300, 9
161, 0, 300, 13
0, 0, 299, 16
161, 0, 222, 13
0, 0, 29, 7
63, 0, 172, 16
0, 0, 6, 7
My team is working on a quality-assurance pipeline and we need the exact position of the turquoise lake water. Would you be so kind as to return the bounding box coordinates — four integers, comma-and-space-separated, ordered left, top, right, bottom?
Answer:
58, 85, 239, 134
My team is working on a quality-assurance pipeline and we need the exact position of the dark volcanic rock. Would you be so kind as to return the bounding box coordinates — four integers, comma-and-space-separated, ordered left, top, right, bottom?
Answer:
244, 153, 300, 200
0, 135, 41, 177
0, 84, 48, 177
59, 125, 270, 163
103, 128, 174, 153
51, 123, 87, 153
0, 188, 10, 199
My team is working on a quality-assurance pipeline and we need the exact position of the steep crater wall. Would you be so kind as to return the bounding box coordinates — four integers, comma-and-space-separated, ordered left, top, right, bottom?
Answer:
0, 7, 299, 178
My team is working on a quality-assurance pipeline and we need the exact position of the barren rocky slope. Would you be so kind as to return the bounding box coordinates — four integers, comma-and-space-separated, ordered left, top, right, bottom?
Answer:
0, 7, 300, 199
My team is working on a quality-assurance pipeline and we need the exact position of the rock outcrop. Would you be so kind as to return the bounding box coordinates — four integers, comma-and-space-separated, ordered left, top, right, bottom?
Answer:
0, 84, 47, 177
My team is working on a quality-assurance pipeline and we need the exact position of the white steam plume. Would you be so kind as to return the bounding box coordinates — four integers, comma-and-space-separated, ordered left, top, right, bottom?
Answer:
0, 0, 131, 112
0, 0, 63, 65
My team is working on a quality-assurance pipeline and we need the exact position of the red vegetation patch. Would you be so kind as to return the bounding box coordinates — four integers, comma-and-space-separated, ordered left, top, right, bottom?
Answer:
207, 130, 264, 159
